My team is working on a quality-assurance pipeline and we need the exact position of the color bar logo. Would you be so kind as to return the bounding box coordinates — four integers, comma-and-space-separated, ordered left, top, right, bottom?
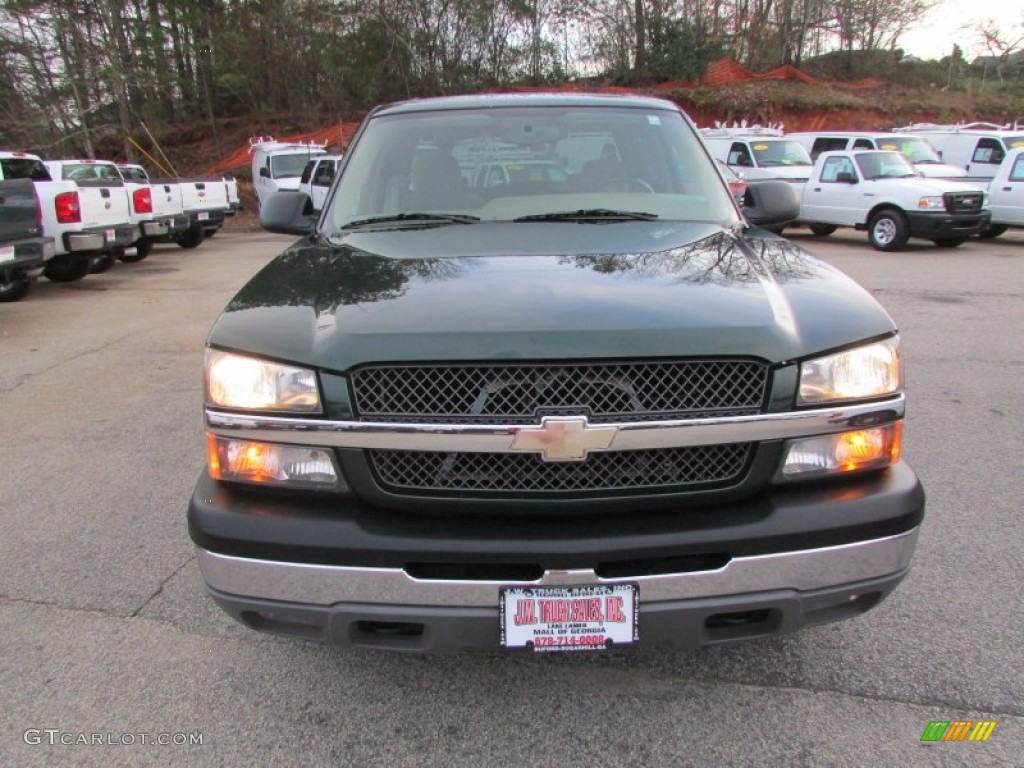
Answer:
920, 721, 997, 742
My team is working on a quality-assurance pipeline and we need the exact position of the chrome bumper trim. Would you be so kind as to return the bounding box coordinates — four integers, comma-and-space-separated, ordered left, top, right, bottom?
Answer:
142, 220, 170, 237
205, 394, 904, 454
197, 528, 919, 608
66, 233, 105, 252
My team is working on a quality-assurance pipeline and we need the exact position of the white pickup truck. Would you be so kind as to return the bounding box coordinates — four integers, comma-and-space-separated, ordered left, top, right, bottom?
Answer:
43, 159, 137, 273
956, 147, 1024, 239
115, 164, 190, 259
794, 150, 990, 250
699, 127, 815, 182
297, 155, 342, 213
175, 178, 230, 247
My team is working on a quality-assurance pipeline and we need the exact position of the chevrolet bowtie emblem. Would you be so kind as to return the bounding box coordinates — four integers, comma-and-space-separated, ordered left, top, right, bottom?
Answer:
509, 416, 617, 462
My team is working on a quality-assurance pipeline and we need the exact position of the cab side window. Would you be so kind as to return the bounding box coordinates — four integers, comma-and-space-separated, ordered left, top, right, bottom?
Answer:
728, 143, 753, 167
810, 138, 847, 160
820, 156, 856, 183
972, 139, 1005, 165
1009, 155, 1024, 182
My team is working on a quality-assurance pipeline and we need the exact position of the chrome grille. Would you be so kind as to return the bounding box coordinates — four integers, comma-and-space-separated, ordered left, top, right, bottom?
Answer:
943, 191, 983, 213
351, 360, 769, 423
368, 444, 752, 494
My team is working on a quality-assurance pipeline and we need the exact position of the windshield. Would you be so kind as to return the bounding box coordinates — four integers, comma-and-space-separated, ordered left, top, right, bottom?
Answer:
749, 140, 812, 167
874, 137, 942, 164
1003, 136, 1024, 150
325, 105, 734, 228
271, 153, 319, 179
855, 151, 917, 180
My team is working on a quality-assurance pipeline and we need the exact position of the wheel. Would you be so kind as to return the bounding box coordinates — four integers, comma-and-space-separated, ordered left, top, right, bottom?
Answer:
43, 254, 91, 283
931, 237, 966, 248
118, 240, 154, 262
809, 223, 837, 237
0, 268, 31, 302
979, 224, 1007, 239
593, 177, 657, 193
867, 209, 909, 252
89, 248, 120, 274
174, 227, 204, 249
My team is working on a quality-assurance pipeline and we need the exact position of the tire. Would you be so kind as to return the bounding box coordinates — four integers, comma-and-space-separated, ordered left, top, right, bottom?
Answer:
174, 227, 204, 249
204, 228, 217, 238
931, 237, 966, 248
762, 225, 786, 235
867, 209, 909, 252
979, 224, 1007, 239
89, 248, 120, 274
43, 254, 91, 283
0, 268, 31, 302
118, 240, 154, 262
809, 223, 837, 237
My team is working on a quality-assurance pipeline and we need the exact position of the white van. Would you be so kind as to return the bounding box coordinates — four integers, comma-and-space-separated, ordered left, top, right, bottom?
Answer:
250, 137, 327, 210
699, 127, 815, 181
787, 132, 966, 179
893, 123, 1024, 182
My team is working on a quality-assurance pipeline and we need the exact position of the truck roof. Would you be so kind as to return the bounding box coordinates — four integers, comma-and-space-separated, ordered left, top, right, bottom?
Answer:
372, 93, 681, 117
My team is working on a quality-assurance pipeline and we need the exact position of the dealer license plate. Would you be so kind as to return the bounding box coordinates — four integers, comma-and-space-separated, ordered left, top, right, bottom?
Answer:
0, 245, 14, 263
500, 584, 638, 652
105, 229, 115, 242
197, 212, 210, 221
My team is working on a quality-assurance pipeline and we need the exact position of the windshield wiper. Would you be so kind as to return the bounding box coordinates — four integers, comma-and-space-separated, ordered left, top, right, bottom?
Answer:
342, 212, 480, 229
513, 209, 658, 223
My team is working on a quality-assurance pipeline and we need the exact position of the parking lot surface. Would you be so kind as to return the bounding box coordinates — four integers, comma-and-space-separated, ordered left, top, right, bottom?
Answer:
1, 229, 1021, 766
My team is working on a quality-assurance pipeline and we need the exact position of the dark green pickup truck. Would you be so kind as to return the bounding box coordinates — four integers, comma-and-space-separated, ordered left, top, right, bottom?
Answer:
0, 173, 54, 302
189, 94, 924, 653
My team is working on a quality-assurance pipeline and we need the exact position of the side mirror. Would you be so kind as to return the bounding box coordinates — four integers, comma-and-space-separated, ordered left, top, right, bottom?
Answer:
743, 180, 800, 230
260, 191, 316, 236
836, 171, 857, 183
259, 167, 270, 178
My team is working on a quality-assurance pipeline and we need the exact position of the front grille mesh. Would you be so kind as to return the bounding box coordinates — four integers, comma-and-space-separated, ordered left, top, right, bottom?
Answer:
351, 360, 768, 423
369, 444, 752, 494
943, 191, 983, 214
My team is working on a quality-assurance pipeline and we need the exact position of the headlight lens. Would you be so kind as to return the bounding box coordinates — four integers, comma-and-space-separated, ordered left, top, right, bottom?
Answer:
205, 349, 320, 412
917, 196, 944, 210
798, 338, 901, 404
778, 423, 901, 481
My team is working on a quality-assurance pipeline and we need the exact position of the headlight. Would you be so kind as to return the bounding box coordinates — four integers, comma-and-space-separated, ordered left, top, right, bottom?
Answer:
798, 337, 901, 405
205, 349, 320, 412
917, 196, 944, 210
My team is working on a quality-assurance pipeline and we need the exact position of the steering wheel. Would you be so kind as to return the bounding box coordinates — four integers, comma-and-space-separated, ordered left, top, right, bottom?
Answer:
593, 177, 656, 193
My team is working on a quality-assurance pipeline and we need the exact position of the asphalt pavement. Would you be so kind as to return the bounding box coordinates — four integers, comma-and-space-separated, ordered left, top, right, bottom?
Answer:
1, 228, 1021, 767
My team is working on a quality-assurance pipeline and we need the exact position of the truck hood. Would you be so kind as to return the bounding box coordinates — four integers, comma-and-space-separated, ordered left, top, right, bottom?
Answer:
915, 163, 967, 178
209, 222, 896, 372
867, 176, 981, 195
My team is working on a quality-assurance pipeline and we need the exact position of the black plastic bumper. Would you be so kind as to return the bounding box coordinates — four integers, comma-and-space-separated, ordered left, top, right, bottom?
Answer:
906, 210, 990, 239
0, 237, 53, 273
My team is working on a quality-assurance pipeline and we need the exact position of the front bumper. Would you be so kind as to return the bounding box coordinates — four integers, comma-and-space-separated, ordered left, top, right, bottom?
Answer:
905, 210, 991, 239
190, 461, 924, 651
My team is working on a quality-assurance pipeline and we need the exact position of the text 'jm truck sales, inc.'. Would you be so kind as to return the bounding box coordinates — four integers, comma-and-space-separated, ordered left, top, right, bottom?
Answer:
188, 94, 925, 653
